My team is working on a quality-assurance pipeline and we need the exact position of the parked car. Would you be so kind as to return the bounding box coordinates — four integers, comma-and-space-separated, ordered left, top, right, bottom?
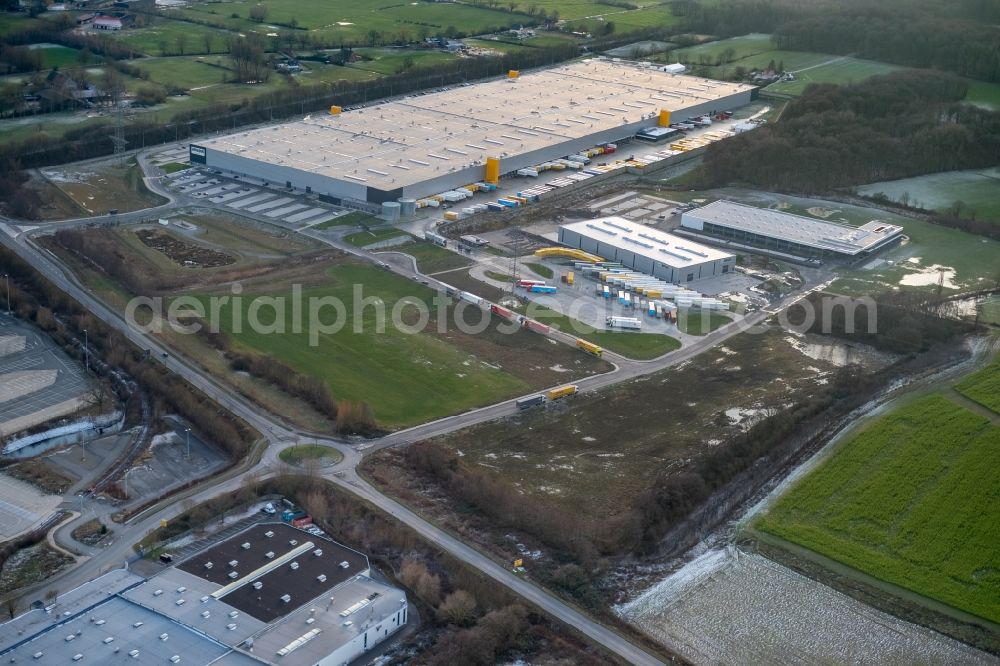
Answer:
261, 502, 276, 515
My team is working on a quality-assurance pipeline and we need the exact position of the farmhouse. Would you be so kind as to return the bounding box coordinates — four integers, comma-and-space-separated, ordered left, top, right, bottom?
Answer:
190, 58, 753, 206
91, 15, 123, 30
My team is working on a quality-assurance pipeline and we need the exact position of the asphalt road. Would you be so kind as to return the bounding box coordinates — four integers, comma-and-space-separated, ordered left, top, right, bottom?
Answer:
0, 150, 827, 665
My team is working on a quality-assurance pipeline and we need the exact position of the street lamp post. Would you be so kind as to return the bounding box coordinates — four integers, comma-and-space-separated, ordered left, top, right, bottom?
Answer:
3, 273, 9, 314
83, 329, 89, 372
184, 427, 191, 459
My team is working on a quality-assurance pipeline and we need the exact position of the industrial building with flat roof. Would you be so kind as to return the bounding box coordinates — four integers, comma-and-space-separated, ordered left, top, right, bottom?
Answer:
680, 200, 904, 259
191, 58, 753, 205
559, 217, 736, 282
0, 523, 407, 666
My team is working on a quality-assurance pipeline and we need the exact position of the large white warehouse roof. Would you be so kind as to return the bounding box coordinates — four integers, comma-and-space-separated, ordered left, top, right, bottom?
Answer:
682, 200, 903, 255
199, 59, 752, 191
561, 217, 733, 269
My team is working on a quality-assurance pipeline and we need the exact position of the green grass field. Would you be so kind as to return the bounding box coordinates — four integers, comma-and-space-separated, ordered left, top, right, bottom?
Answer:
160, 162, 191, 174
393, 241, 473, 274
344, 227, 411, 246
349, 48, 457, 75
965, 80, 1000, 111
757, 394, 1000, 623
672, 33, 774, 64
677, 310, 731, 335
855, 168, 1000, 224
525, 305, 681, 359
525, 262, 553, 279
278, 444, 343, 466
955, 354, 1000, 414
766, 55, 903, 95
202, 262, 528, 428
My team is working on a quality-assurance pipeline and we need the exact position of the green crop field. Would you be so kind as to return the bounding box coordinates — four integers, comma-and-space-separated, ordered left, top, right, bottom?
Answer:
200, 262, 527, 428
757, 394, 1000, 623
34, 44, 96, 69
955, 355, 1000, 414
348, 48, 457, 75
672, 33, 775, 64
855, 168, 1000, 224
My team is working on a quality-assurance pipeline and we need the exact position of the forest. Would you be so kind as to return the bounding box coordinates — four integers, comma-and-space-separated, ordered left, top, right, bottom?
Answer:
697, 70, 1000, 194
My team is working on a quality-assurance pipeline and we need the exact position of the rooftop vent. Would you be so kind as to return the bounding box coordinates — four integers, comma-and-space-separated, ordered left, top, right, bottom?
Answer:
343, 621, 352, 627
133, 622, 144, 628
228, 572, 239, 580
313, 549, 323, 557
281, 594, 292, 604
160, 633, 169, 641
227, 623, 237, 631
265, 551, 275, 559
290, 562, 299, 571
129, 650, 140, 658
33, 653, 43, 660
229, 560, 238, 567
316, 574, 326, 583
170, 657, 181, 664
73, 654, 83, 662
65, 635, 75, 642
153, 589, 163, 597
339, 561, 350, 569
289, 540, 298, 546
204, 562, 213, 569
201, 611, 211, 619
229, 611, 239, 619
94, 620, 105, 626
253, 581, 263, 590
306, 618, 315, 625
200, 596, 210, 603
241, 542, 251, 550
176, 587, 186, 593
265, 531, 274, 538
175, 599, 185, 606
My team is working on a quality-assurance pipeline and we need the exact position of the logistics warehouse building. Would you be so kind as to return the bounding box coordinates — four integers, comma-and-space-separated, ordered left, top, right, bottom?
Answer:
559, 217, 735, 282
189, 59, 753, 205
681, 200, 904, 260
0, 523, 407, 666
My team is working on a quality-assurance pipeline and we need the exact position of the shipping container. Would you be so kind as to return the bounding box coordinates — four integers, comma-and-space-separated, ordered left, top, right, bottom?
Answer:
567, 271, 574, 285
524, 319, 550, 334
606, 316, 642, 330
547, 384, 578, 400
516, 395, 546, 409
490, 304, 515, 320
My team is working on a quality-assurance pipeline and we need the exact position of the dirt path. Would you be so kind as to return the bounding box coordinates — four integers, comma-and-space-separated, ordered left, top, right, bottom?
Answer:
947, 389, 1000, 426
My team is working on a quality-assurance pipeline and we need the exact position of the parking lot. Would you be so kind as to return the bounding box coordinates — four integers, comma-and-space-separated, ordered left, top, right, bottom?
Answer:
0, 315, 91, 438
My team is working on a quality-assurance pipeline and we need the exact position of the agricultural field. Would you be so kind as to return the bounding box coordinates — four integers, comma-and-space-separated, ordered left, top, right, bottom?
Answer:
756, 394, 1000, 623
855, 168, 1000, 224
617, 550, 998, 665
670, 33, 902, 93
765, 55, 902, 95
373, 328, 853, 519
955, 353, 1000, 414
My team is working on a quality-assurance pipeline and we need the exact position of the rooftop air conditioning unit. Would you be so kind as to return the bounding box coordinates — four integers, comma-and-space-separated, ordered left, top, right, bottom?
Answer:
280, 594, 292, 603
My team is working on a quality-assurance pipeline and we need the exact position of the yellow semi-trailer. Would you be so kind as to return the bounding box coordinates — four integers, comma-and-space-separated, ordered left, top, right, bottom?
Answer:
547, 385, 579, 400
575, 339, 603, 357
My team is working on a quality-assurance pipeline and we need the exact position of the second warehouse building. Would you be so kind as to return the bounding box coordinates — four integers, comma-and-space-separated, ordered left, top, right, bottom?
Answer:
559, 218, 735, 282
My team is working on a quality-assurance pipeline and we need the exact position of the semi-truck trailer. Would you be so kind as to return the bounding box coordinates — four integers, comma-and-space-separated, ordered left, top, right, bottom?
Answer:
607, 316, 642, 330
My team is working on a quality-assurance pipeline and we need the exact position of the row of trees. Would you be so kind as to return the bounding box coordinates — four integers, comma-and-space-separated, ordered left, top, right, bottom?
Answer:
697, 70, 1000, 193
